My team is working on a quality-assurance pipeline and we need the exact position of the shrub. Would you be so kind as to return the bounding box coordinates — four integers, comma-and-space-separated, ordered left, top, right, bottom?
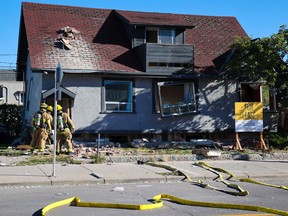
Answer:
0, 104, 23, 137
268, 133, 288, 149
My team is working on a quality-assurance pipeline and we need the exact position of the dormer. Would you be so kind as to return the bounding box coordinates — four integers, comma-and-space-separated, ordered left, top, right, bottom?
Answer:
133, 26, 186, 47
115, 10, 194, 74
114, 10, 194, 47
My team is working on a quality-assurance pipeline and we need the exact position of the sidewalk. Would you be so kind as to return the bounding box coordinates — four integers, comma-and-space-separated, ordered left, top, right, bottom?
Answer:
0, 160, 287, 187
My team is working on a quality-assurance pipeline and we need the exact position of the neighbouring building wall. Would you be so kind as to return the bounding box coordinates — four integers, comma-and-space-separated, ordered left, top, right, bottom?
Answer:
0, 81, 24, 105
0, 69, 24, 105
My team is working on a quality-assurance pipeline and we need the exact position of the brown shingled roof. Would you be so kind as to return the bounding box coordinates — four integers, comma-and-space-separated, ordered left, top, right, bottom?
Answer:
19, 2, 247, 74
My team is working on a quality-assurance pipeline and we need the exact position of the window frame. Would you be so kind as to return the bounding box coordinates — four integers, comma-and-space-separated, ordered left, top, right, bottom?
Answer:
154, 81, 197, 117
159, 28, 175, 44
102, 79, 134, 113
145, 27, 176, 44
240, 82, 276, 111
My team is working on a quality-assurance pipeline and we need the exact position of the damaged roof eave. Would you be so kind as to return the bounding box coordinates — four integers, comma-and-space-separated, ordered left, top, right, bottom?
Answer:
33, 68, 204, 78
32, 68, 147, 74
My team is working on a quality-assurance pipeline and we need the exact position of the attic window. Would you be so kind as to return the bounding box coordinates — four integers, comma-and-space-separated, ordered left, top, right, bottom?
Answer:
146, 27, 176, 44
57, 26, 80, 49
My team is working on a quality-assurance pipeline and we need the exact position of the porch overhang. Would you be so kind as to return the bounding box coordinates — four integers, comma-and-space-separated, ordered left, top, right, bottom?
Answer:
42, 86, 76, 99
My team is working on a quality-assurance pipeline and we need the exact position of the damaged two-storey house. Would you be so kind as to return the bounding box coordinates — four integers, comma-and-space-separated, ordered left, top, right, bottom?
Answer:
17, 2, 278, 145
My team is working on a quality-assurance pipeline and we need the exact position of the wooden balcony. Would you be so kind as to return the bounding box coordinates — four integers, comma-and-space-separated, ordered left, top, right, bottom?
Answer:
136, 43, 194, 74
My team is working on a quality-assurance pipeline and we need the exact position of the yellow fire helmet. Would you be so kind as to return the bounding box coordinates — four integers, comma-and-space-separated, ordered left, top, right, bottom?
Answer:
47, 106, 53, 112
57, 104, 63, 111
40, 102, 48, 109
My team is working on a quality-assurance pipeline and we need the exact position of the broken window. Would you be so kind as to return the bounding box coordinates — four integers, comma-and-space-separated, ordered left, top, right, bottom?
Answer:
155, 81, 197, 117
240, 82, 276, 111
103, 80, 133, 113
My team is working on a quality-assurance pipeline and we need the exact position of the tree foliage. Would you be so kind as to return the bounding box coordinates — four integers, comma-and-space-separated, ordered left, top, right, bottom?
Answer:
223, 25, 288, 89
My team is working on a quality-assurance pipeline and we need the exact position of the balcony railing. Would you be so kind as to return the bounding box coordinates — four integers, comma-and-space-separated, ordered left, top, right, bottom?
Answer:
136, 43, 194, 74
162, 102, 196, 117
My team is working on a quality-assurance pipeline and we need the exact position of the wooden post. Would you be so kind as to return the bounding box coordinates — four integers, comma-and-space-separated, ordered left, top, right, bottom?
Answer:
97, 133, 100, 160
233, 132, 243, 150
257, 132, 267, 150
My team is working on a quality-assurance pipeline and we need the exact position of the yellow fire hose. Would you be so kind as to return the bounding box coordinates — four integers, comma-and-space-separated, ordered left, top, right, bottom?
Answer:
42, 193, 288, 216
145, 161, 249, 196
196, 162, 288, 191
41, 162, 288, 216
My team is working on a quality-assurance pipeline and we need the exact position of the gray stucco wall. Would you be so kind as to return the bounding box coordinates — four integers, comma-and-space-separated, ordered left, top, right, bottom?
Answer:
56, 74, 238, 133
196, 79, 238, 131
25, 60, 239, 134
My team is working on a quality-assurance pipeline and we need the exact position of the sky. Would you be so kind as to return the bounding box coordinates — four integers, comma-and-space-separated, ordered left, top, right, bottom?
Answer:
0, 0, 287, 69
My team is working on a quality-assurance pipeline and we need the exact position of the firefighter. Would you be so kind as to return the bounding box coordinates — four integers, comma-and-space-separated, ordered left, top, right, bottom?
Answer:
46, 105, 54, 146
56, 104, 75, 155
30, 102, 52, 153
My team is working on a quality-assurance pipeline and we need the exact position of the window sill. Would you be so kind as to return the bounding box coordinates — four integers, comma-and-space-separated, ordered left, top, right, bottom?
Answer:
100, 111, 137, 114
160, 110, 199, 118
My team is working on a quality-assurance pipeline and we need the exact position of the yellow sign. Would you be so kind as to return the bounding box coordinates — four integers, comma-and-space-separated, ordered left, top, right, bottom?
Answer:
235, 102, 263, 120
235, 102, 263, 132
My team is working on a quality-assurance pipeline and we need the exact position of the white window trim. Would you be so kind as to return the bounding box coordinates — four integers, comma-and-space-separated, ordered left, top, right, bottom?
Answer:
145, 27, 176, 44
